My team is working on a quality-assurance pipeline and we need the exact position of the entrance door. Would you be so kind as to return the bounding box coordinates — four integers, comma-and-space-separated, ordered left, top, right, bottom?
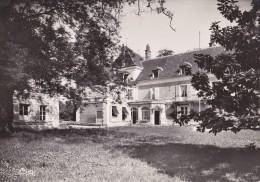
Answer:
154, 111, 160, 125
131, 107, 138, 124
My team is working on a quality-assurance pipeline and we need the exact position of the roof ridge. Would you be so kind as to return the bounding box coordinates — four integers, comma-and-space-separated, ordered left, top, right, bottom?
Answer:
142, 46, 221, 62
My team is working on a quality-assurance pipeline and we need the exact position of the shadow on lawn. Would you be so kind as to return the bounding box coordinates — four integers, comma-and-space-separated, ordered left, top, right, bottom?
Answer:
1, 128, 128, 144
117, 143, 260, 182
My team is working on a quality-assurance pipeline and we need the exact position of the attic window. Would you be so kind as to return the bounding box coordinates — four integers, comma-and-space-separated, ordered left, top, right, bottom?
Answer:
153, 70, 159, 78
179, 62, 192, 75
179, 67, 186, 75
151, 67, 163, 79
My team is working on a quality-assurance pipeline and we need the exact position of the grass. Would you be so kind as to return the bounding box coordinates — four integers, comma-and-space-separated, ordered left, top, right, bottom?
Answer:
0, 129, 183, 182
0, 126, 260, 181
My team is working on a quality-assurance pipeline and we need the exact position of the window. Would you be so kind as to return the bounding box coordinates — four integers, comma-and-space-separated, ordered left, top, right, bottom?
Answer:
19, 104, 29, 116
112, 106, 119, 117
179, 67, 186, 75
179, 63, 192, 75
141, 107, 150, 120
123, 73, 129, 83
180, 106, 188, 116
153, 70, 159, 78
40, 105, 47, 121
97, 111, 103, 119
151, 67, 163, 79
180, 85, 187, 97
122, 107, 128, 120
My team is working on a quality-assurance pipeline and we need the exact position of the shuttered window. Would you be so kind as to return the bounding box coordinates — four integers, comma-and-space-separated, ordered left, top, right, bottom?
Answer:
180, 85, 187, 97
180, 106, 188, 115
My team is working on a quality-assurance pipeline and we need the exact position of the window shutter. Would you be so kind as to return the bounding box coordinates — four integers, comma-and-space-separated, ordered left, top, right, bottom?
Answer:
187, 106, 191, 115
176, 85, 180, 97
170, 85, 176, 98
150, 88, 154, 99
176, 106, 181, 118
154, 87, 160, 99
187, 84, 191, 97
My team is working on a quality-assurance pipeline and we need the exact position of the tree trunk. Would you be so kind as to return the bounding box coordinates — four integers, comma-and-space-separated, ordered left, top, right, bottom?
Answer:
0, 87, 14, 131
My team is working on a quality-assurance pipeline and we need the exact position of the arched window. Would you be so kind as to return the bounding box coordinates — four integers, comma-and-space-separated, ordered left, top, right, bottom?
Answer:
141, 107, 150, 120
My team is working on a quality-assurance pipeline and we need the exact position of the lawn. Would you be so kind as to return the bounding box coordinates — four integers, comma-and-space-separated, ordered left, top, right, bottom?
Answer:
0, 126, 260, 182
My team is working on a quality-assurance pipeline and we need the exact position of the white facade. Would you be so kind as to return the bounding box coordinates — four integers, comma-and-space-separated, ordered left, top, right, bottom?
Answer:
75, 46, 224, 127
76, 99, 131, 127
13, 93, 59, 130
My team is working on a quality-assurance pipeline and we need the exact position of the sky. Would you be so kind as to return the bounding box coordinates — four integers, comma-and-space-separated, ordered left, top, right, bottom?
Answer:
119, 0, 252, 58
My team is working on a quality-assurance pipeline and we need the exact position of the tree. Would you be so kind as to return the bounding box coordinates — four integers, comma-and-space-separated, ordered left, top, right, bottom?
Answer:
156, 49, 174, 57
0, 0, 173, 130
178, 0, 260, 134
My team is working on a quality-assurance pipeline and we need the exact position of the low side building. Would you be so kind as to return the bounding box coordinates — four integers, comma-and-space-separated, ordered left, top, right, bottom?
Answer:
76, 98, 131, 127
13, 93, 59, 130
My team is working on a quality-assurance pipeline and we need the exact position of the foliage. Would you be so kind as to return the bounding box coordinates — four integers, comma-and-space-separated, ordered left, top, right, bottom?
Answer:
59, 101, 74, 121
0, 0, 172, 129
177, 0, 260, 134
156, 48, 174, 57
244, 142, 257, 151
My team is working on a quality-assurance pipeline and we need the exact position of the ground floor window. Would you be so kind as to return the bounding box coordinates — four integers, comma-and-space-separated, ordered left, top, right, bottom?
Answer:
141, 107, 150, 120
40, 105, 47, 121
96, 111, 103, 119
112, 106, 119, 117
180, 106, 188, 116
19, 104, 29, 116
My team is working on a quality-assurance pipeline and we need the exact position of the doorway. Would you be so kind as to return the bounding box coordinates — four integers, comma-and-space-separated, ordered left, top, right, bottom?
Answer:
131, 107, 138, 124
154, 111, 160, 125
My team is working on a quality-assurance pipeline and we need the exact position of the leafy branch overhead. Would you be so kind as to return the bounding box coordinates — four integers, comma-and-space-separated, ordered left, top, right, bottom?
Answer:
176, 0, 260, 134
0, 0, 173, 129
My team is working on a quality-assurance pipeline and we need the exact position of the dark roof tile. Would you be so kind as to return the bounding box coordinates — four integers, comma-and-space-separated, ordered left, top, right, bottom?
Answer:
136, 47, 225, 81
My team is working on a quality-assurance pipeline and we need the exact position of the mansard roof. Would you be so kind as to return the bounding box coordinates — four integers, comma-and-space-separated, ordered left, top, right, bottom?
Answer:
136, 47, 225, 81
113, 46, 143, 68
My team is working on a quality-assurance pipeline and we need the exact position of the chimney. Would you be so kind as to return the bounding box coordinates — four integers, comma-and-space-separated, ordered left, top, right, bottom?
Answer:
145, 44, 151, 60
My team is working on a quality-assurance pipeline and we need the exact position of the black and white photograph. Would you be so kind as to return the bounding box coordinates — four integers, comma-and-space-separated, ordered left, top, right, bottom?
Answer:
0, 0, 260, 181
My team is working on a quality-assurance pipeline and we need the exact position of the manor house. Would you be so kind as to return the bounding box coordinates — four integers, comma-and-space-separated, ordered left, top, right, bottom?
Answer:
76, 45, 224, 126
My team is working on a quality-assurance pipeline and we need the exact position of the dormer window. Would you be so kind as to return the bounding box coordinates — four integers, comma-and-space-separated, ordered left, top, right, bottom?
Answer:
153, 70, 159, 78
151, 67, 163, 79
179, 62, 192, 75
179, 67, 186, 75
